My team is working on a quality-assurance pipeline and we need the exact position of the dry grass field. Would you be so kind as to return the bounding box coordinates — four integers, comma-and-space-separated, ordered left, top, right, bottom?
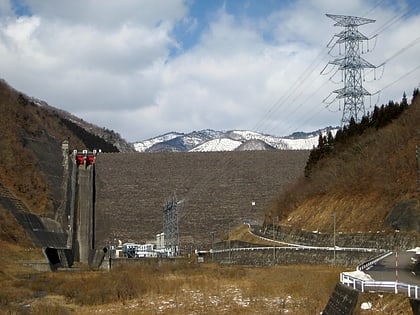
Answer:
0, 202, 413, 314
0, 260, 341, 315
0, 257, 413, 315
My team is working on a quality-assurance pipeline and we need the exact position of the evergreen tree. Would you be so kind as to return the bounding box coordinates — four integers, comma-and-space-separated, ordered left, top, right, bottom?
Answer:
326, 131, 334, 147
304, 94, 411, 175
412, 88, 419, 103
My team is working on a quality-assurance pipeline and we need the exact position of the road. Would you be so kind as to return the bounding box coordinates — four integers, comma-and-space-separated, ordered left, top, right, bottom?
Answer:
252, 224, 420, 286
250, 224, 420, 289
366, 250, 420, 286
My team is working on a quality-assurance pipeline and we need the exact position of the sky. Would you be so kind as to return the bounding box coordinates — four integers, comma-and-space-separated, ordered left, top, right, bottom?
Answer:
0, 0, 419, 142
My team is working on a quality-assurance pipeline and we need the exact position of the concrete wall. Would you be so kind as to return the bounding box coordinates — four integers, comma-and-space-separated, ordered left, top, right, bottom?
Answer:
265, 225, 420, 250
75, 165, 95, 263
211, 246, 378, 267
410, 299, 420, 315
322, 283, 361, 315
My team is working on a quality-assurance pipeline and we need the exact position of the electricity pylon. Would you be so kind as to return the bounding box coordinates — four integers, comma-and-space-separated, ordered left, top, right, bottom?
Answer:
163, 193, 180, 255
324, 14, 377, 126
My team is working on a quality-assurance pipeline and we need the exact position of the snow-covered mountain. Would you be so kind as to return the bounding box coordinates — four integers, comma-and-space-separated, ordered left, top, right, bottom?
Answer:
133, 128, 338, 152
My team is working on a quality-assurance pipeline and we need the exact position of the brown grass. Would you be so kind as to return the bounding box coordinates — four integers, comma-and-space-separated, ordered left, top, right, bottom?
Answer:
0, 260, 345, 314
270, 94, 420, 232
359, 292, 412, 314
0, 261, 410, 314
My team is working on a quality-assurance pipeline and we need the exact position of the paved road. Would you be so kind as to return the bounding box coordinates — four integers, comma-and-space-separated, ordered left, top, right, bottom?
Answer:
251, 223, 420, 289
366, 250, 420, 286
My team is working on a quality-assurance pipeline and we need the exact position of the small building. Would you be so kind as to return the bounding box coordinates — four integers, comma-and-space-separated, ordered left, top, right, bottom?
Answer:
122, 242, 157, 258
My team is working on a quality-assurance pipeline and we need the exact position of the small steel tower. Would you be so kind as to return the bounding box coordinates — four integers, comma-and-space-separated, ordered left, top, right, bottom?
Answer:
163, 193, 180, 255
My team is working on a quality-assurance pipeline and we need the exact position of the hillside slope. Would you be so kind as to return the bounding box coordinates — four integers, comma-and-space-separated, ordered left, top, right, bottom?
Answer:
269, 91, 420, 233
0, 79, 122, 218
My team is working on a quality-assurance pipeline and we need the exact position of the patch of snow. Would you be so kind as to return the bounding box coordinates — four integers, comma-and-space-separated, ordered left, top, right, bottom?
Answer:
407, 247, 420, 254
133, 132, 182, 152
189, 138, 242, 152
361, 302, 372, 310
281, 137, 318, 150
342, 270, 374, 281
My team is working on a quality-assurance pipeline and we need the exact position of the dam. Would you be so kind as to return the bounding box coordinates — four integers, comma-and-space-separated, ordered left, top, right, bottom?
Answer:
93, 150, 309, 252
3, 142, 309, 268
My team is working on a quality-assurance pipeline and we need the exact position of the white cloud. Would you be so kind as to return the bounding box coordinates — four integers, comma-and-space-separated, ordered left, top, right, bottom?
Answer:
0, 0, 12, 16
23, 0, 187, 28
0, 0, 419, 142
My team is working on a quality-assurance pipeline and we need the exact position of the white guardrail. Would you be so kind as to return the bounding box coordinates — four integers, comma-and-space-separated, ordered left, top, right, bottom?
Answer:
341, 272, 420, 299
341, 251, 420, 299
211, 245, 385, 254
245, 224, 420, 298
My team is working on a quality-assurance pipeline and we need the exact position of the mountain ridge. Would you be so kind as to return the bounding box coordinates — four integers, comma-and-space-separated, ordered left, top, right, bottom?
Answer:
133, 127, 339, 152
5, 80, 135, 153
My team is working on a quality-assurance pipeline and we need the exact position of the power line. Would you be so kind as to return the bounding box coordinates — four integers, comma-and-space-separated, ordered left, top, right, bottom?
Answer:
324, 14, 377, 126
282, 62, 420, 137
381, 36, 420, 66
265, 77, 333, 136
363, 0, 387, 16
373, 64, 420, 95
181, 2, 420, 213
252, 49, 327, 133
369, 1, 420, 37
250, 1, 396, 136
276, 2, 420, 136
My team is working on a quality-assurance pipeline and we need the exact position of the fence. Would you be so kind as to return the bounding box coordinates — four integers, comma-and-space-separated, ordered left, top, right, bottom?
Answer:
340, 272, 420, 299
356, 251, 393, 271
211, 245, 386, 254
340, 251, 420, 299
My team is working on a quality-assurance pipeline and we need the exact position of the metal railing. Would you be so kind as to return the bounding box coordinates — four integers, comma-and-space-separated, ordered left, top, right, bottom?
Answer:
211, 245, 386, 254
249, 223, 420, 298
356, 251, 393, 271
340, 272, 420, 299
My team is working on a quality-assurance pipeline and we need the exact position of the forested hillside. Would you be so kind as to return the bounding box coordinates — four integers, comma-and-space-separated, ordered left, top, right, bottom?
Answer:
269, 89, 420, 233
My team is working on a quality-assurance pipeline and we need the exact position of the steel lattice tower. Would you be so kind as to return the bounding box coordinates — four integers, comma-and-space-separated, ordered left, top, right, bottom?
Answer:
325, 14, 376, 125
163, 194, 179, 255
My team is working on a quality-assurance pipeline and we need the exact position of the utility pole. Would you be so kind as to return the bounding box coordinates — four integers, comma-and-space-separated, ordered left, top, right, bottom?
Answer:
323, 14, 377, 126
273, 216, 278, 265
273, 216, 275, 264
210, 231, 215, 262
395, 248, 399, 294
228, 222, 231, 264
417, 145, 420, 191
333, 213, 336, 266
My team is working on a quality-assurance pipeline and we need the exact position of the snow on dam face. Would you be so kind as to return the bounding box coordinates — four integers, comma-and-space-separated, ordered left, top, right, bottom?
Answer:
94, 151, 309, 251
